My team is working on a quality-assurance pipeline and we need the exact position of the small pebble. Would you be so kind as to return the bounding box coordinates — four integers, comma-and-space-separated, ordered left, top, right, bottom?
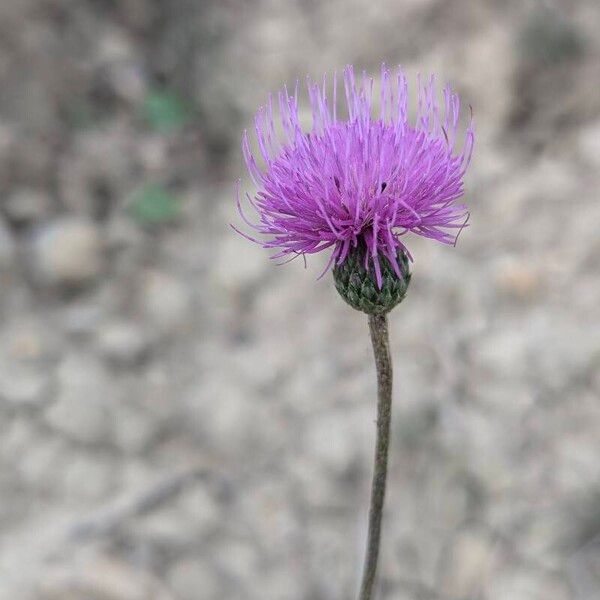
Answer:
31, 218, 104, 288
97, 320, 150, 366
139, 270, 191, 334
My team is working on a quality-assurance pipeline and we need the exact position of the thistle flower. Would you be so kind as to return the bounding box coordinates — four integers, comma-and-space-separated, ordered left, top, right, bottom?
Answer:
234, 64, 474, 291
233, 66, 475, 600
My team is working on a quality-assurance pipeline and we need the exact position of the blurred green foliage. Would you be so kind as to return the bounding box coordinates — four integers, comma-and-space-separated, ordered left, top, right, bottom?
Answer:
142, 89, 190, 133
129, 185, 181, 225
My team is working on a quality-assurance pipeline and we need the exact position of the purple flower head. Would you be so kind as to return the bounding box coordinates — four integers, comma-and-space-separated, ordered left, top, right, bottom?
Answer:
234, 65, 474, 288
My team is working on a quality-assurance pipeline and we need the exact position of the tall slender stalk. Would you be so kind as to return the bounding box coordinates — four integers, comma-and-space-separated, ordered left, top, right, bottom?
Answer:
358, 313, 393, 600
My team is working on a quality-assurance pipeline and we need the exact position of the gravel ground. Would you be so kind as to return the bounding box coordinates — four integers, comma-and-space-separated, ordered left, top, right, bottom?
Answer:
1, 1, 599, 598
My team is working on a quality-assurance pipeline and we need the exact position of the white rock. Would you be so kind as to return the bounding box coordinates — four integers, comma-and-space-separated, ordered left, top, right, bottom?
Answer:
494, 259, 540, 300
491, 571, 569, 600
169, 559, 220, 600
62, 301, 106, 337
110, 63, 147, 103
17, 437, 66, 488
39, 555, 174, 600
474, 327, 530, 379
1, 315, 61, 378
213, 539, 258, 588
304, 407, 371, 474
31, 218, 104, 287
97, 320, 150, 366
1, 417, 37, 461
0, 364, 51, 407
438, 529, 496, 597
138, 136, 168, 173
139, 270, 191, 334
96, 28, 136, 63
112, 403, 156, 454
0, 318, 55, 361
45, 354, 113, 444
578, 120, 600, 167
61, 455, 116, 500
215, 234, 267, 290
186, 379, 252, 445
178, 486, 220, 536
129, 505, 200, 551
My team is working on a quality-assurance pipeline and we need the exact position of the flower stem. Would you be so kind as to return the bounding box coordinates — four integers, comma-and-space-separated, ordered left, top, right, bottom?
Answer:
358, 313, 393, 600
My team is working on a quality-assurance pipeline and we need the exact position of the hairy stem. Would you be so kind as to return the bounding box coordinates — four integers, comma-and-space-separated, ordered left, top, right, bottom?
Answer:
358, 313, 393, 600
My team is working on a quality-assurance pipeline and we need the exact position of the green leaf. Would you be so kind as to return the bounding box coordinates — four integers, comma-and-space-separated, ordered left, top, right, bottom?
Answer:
129, 185, 181, 225
142, 90, 189, 133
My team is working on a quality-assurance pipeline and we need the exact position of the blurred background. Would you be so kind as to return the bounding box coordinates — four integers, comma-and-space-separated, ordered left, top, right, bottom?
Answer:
0, 0, 599, 598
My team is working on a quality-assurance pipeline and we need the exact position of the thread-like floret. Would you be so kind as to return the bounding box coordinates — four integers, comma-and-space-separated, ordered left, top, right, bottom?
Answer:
234, 65, 474, 288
